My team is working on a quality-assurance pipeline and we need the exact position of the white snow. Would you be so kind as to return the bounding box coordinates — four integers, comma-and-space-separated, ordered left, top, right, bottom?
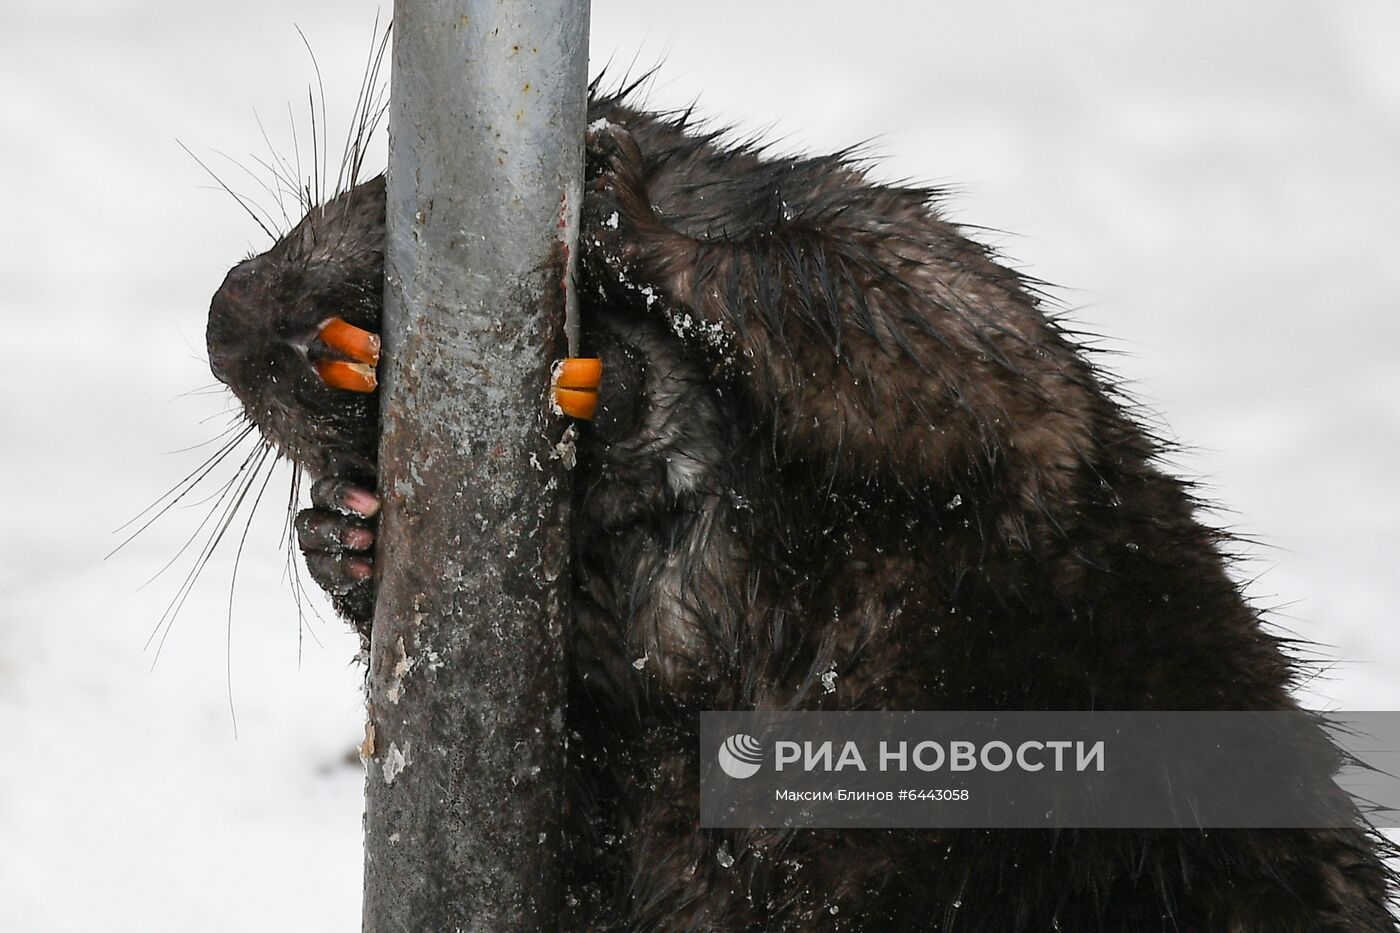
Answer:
2, 1, 1397, 930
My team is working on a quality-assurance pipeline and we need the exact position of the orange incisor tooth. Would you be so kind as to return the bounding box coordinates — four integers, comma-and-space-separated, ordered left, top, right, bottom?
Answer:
317, 360, 378, 393
552, 358, 603, 420
554, 387, 598, 420
555, 357, 603, 390
319, 317, 381, 366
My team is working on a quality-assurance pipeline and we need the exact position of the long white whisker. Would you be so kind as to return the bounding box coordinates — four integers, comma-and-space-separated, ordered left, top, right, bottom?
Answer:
108, 422, 257, 551
224, 448, 280, 736
178, 140, 277, 241
148, 442, 275, 665
137, 435, 267, 591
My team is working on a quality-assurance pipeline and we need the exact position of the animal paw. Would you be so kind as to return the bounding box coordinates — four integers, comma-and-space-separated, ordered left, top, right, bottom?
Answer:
584, 121, 662, 256
296, 476, 378, 630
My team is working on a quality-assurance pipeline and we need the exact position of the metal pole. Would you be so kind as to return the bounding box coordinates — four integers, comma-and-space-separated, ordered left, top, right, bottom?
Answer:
364, 2, 589, 929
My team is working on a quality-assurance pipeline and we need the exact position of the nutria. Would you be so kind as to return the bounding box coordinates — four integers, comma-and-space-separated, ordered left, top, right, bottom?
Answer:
204, 83, 1398, 931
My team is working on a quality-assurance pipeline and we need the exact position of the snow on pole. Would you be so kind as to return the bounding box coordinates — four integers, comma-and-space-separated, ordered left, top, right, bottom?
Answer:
363, 1, 589, 929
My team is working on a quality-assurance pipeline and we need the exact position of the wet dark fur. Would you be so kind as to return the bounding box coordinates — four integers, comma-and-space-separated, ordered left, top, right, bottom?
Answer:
207, 87, 1398, 931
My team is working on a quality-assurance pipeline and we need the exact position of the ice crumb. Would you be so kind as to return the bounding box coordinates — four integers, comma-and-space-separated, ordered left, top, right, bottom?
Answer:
388, 832, 400, 845
661, 307, 734, 363
716, 844, 735, 869
385, 637, 414, 704
632, 654, 648, 670
551, 425, 578, 470
820, 665, 838, 695
605, 211, 620, 229
382, 742, 409, 784
945, 493, 962, 510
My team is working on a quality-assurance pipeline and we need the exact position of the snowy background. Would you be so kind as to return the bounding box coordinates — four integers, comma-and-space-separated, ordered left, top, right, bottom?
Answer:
2, 1, 1397, 929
